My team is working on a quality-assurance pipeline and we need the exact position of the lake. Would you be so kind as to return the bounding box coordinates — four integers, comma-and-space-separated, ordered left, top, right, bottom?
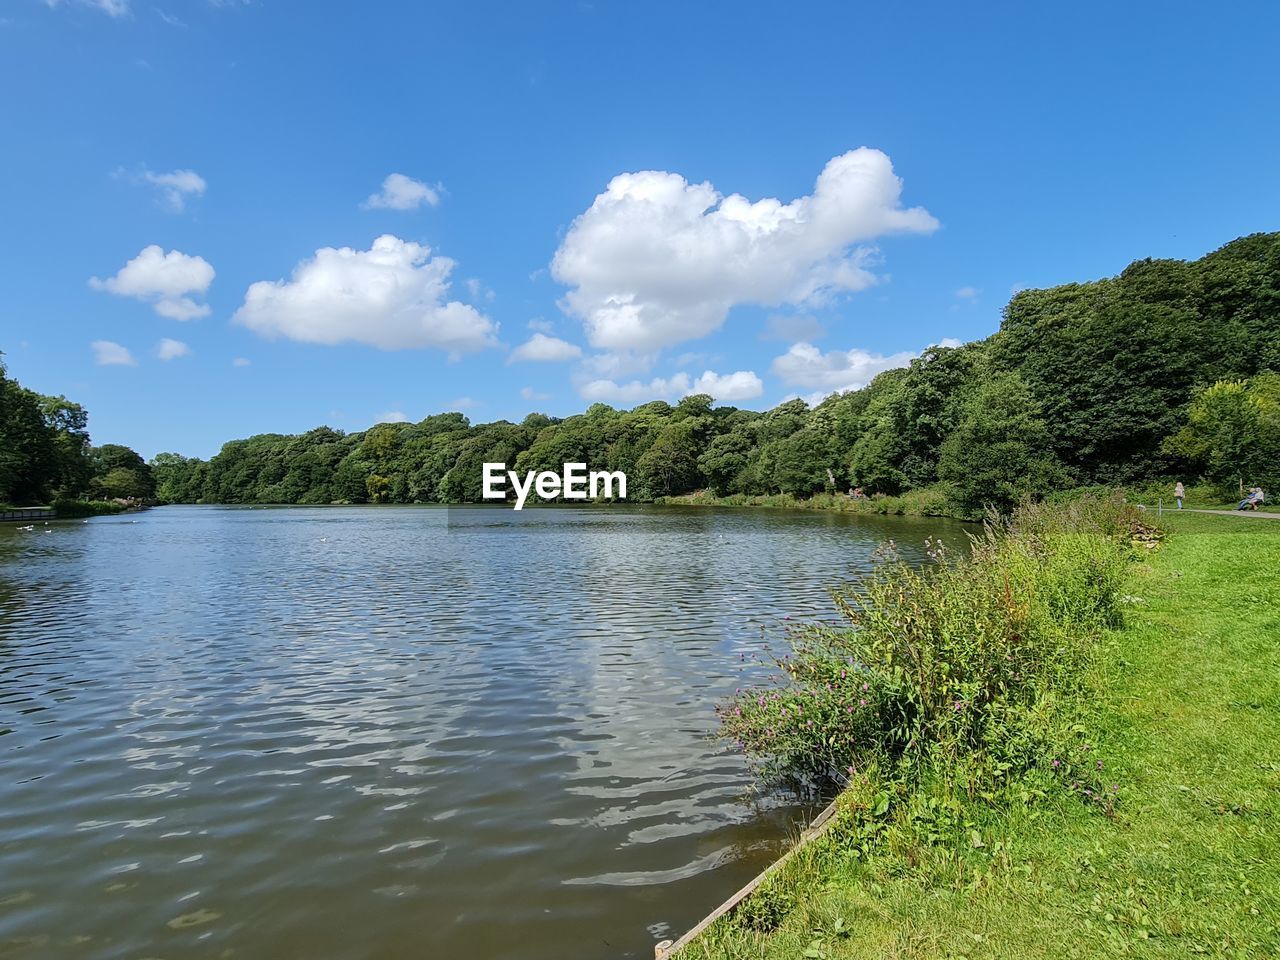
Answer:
0, 505, 963, 960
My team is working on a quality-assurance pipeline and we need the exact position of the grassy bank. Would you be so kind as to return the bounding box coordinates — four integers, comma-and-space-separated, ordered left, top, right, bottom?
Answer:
659, 483, 1278, 520
678, 510, 1278, 959
656, 487, 953, 517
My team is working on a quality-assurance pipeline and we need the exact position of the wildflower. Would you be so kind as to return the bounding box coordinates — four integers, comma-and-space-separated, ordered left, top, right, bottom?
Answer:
1052, 759, 1061, 768
1095, 760, 1103, 770
859, 698, 867, 706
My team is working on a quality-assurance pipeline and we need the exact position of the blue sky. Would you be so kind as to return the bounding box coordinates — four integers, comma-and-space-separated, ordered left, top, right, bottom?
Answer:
2, 0, 1278, 459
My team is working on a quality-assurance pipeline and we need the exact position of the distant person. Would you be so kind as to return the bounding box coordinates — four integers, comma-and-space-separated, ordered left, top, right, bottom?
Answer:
1174, 481, 1185, 510
1237, 486, 1265, 511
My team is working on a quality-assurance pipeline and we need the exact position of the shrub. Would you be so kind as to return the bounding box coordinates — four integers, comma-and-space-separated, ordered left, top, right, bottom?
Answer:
716, 493, 1138, 798
52, 497, 129, 518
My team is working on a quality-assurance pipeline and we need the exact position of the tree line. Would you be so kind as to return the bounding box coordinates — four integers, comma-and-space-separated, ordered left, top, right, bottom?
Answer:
4, 232, 1277, 515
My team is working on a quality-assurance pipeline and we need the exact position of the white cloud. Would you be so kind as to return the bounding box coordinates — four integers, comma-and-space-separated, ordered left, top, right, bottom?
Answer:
375, 410, 409, 424
449, 396, 478, 410
154, 8, 185, 27
90, 245, 214, 320
772, 341, 919, 394
690, 369, 763, 402
527, 317, 555, 334
954, 286, 979, 300
520, 386, 550, 402
577, 350, 658, 381
580, 373, 691, 405
232, 356, 252, 367
44, 0, 129, 17
362, 173, 440, 211
509, 333, 583, 363
91, 340, 137, 366
155, 337, 190, 360
772, 337, 965, 399
142, 168, 205, 212
552, 148, 938, 351
233, 235, 498, 354
579, 368, 761, 405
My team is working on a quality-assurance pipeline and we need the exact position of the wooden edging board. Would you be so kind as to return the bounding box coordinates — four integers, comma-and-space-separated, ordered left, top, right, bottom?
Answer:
653, 796, 842, 958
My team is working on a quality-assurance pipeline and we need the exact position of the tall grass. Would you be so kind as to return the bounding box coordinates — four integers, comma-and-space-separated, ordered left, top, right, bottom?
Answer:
51, 497, 131, 518
659, 486, 952, 516
716, 493, 1144, 807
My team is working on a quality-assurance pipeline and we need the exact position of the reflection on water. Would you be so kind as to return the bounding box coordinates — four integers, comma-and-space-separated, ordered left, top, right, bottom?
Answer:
0, 505, 963, 959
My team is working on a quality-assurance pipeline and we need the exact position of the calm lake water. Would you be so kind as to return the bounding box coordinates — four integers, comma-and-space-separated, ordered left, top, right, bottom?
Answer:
0, 505, 962, 960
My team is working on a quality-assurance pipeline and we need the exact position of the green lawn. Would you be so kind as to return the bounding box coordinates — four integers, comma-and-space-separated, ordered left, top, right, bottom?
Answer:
681, 513, 1279, 959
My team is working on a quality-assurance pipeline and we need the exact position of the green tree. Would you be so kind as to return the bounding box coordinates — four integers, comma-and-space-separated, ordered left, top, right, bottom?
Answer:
1163, 374, 1280, 490
0, 358, 59, 504
636, 420, 702, 496
937, 373, 1067, 517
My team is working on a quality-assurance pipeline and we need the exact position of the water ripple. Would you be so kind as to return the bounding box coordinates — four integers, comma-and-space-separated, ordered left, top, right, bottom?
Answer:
0, 504, 965, 960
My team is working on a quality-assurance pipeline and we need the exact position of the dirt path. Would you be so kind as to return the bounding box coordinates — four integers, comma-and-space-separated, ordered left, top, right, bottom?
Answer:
1178, 508, 1280, 519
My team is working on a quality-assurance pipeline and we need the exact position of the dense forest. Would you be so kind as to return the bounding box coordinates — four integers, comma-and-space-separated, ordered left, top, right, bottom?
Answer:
4, 233, 1278, 516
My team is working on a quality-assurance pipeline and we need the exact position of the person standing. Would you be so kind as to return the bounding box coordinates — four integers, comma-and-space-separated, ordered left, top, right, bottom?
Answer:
1174, 481, 1185, 510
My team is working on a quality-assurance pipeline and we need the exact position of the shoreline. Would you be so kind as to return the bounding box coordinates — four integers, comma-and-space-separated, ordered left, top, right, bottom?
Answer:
670, 511, 1280, 958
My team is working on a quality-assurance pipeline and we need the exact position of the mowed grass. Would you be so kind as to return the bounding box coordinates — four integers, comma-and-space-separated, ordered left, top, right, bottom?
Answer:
681, 513, 1279, 960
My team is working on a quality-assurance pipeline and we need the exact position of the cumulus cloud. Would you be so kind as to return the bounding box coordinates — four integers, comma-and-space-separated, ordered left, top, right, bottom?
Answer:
578, 350, 657, 381
375, 410, 409, 424
552, 148, 938, 351
232, 356, 252, 367
580, 374, 691, 405
580, 368, 761, 405
232, 235, 498, 354
142, 168, 205, 211
772, 337, 965, 398
520, 386, 550, 402
91, 340, 136, 366
954, 286, 979, 300
155, 337, 190, 360
772, 341, 920, 394
690, 369, 763, 402
90, 245, 214, 320
362, 173, 441, 211
508, 333, 583, 363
